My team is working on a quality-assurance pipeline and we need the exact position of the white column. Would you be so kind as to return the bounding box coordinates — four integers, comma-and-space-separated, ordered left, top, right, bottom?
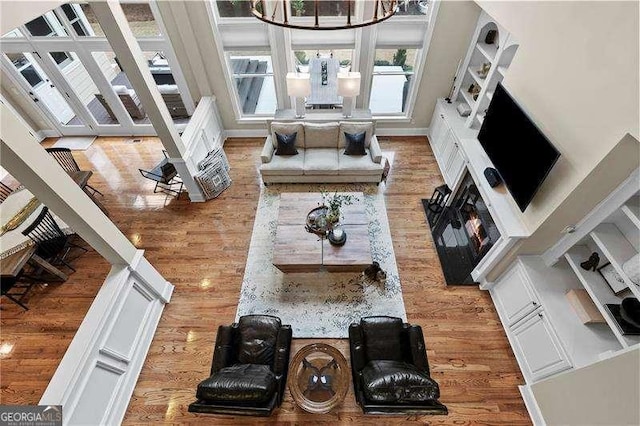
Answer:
89, 0, 204, 201
1, 99, 174, 425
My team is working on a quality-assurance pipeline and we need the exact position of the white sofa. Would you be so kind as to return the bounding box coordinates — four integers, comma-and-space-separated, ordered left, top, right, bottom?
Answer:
259, 121, 384, 184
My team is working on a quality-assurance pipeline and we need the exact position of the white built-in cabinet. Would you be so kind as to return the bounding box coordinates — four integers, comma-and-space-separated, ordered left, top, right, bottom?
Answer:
451, 11, 518, 130
427, 103, 467, 188
490, 171, 640, 385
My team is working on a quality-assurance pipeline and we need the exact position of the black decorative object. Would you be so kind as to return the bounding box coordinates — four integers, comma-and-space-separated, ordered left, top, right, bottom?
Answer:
620, 297, 640, 328
321, 61, 328, 86
275, 132, 299, 156
425, 185, 451, 226
605, 304, 640, 335
580, 252, 600, 272
598, 262, 628, 295
328, 227, 347, 246
485, 29, 497, 44
363, 261, 386, 282
344, 131, 367, 156
483, 167, 502, 188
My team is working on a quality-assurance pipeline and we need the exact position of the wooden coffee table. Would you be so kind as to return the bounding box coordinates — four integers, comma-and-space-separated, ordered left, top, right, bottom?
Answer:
273, 192, 372, 272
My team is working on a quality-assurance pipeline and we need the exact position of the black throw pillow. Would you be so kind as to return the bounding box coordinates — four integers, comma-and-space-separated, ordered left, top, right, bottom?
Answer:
344, 131, 367, 156
274, 132, 299, 156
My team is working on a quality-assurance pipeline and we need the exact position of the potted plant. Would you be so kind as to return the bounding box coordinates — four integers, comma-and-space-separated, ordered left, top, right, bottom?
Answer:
292, 0, 305, 16
322, 192, 357, 225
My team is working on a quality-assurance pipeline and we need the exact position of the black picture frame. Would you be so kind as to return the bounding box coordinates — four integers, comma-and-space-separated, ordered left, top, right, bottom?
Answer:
597, 262, 628, 295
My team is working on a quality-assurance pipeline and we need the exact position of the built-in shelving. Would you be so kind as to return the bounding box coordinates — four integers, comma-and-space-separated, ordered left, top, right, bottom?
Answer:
565, 247, 639, 348
452, 12, 518, 130
622, 196, 640, 229
591, 223, 640, 298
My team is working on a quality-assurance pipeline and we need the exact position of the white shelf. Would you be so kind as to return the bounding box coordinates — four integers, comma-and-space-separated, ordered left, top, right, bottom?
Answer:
460, 90, 475, 108
590, 223, 640, 299
520, 256, 622, 368
565, 247, 639, 348
622, 196, 640, 229
467, 66, 485, 87
476, 42, 497, 62
486, 90, 494, 100
497, 65, 508, 75
477, 113, 485, 125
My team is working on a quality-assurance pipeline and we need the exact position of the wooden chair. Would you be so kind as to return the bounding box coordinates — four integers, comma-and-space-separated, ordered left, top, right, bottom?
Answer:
1, 271, 40, 310
138, 151, 184, 197
0, 182, 14, 203
45, 148, 102, 196
22, 206, 87, 273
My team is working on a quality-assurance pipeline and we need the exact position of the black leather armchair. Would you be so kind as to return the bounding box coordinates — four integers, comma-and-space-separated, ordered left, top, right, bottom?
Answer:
349, 316, 447, 415
188, 315, 292, 416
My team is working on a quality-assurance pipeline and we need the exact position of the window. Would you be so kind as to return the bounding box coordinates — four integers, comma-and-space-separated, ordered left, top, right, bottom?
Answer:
24, 14, 67, 37
369, 48, 417, 114
79, 4, 105, 36
122, 3, 161, 37
296, 1, 353, 17
6, 53, 44, 87
228, 51, 276, 115
217, 0, 253, 18
50, 51, 74, 68
62, 3, 91, 36
294, 50, 352, 73
395, 0, 430, 16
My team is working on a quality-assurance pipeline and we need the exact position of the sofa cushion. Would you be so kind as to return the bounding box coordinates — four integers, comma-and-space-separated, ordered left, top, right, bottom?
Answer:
196, 364, 276, 403
362, 360, 440, 403
344, 131, 367, 155
339, 122, 374, 149
304, 122, 340, 149
274, 132, 299, 156
271, 122, 304, 148
338, 149, 384, 175
361, 316, 405, 361
260, 151, 305, 176
237, 315, 281, 365
304, 149, 339, 175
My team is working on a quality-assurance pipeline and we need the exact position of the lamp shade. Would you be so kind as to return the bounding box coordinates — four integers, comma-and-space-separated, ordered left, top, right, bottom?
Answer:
286, 73, 311, 97
337, 72, 361, 97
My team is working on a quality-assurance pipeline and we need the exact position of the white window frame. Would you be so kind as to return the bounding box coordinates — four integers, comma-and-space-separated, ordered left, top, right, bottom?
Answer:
368, 46, 421, 117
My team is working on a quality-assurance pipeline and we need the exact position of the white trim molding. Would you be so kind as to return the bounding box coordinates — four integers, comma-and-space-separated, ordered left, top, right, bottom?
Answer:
39, 250, 174, 426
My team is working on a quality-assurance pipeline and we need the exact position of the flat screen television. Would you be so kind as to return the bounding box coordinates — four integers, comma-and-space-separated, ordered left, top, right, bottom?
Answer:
478, 83, 560, 212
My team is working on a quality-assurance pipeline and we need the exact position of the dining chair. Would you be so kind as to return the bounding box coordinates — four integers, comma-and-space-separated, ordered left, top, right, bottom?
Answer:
22, 206, 87, 273
0, 182, 14, 203
45, 147, 103, 196
1, 272, 39, 311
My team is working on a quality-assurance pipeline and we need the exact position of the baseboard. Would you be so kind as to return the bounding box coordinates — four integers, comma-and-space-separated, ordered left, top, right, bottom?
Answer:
224, 129, 268, 138
519, 385, 546, 426
36, 130, 60, 141
375, 127, 429, 136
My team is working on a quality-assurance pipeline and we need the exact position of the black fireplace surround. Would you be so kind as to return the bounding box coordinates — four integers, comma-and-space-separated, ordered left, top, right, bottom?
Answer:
429, 172, 501, 285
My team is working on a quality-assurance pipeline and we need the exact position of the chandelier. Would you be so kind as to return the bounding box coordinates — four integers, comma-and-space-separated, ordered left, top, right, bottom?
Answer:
250, 0, 398, 30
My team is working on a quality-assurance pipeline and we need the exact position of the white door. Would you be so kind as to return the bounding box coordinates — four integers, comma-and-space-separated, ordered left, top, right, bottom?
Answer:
510, 310, 572, 382
1, 51, 94, 136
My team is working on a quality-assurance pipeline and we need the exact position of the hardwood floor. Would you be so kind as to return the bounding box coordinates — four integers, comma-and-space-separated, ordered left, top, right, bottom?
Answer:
0, 136, 530, 424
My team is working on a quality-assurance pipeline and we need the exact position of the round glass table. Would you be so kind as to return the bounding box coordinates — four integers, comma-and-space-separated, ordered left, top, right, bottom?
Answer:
288, 343, 349, 414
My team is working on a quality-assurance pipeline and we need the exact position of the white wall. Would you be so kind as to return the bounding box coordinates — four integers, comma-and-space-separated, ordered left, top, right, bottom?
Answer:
531, 347, 640, 425
0, 1, 64, 35
476, 0, 639, 236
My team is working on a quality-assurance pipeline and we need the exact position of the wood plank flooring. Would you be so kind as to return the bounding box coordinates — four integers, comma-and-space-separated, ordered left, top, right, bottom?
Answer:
0, 136, 530, 424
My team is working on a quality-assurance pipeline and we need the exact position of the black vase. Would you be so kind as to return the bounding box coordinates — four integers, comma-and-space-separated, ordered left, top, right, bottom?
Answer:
580, 252, 600, 272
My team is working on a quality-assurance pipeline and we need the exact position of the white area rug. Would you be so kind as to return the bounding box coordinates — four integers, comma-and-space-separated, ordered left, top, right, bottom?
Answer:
51, 136, 96, 150
236, 183, 407, 338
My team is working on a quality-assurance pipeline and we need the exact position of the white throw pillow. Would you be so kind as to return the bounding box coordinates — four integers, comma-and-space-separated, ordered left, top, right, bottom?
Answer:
113, 85, 129, 95
158, 84, 179, 94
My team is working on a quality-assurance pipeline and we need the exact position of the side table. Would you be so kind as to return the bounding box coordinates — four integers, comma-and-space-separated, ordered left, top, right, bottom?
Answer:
288, 343, 349, 414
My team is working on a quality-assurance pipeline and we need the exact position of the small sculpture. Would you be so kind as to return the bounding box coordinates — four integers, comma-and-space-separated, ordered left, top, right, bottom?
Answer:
363, 261, 386, 283
580, 252, 600, 271
477, 63, 491, 79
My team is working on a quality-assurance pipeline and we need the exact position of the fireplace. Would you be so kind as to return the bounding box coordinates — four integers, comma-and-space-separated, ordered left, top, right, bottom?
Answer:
430, 172, 501, 285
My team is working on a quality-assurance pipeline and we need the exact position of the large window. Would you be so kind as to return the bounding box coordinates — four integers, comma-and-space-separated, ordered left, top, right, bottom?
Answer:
24, 13, 67, 37
293, 50, 352, 72
217, 0, 253, 18
62, 3, 92, 36
228, 51, 276, 115
5, 53, 43, 87
369, 48, 417, 114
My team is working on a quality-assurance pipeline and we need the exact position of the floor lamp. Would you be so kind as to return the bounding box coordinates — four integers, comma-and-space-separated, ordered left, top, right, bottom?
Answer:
286, 73, 311, 118
338, 72, 361, 118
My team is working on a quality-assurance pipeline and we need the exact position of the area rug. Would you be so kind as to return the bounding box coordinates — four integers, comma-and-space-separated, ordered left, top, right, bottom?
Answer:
236, 183, 407, 338
51, 136, 96, 150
